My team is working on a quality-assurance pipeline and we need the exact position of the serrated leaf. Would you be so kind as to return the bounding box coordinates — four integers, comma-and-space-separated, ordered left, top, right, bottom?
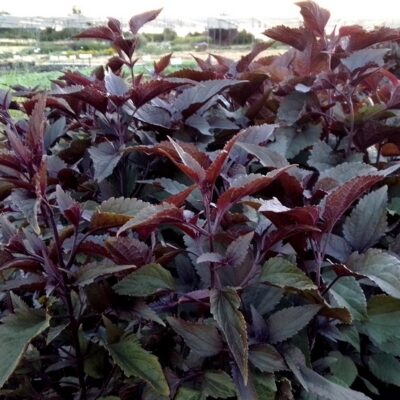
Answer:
89, 142, 122, 182
0, 294, 50, 388
361, 295, 400, 345
368, 353, 400, 387
10, 190, 40, 234
267, 305, 320, 344
117, 203, 182, 235
105, 236, 149, 265
168, 137, 206, 183
107, 334, 169, 396
235, 142, 289, 168
249, 344, 288, 373
113, 263, 174, 297
197, 252, 224, 264
260, 257, 317, 291
341, 48, 388, 72
210, 288, 248, 384
202, 371, 236, 399
217, 167, 292, 216
75, 261, 137, 286
264, 25, 308, 50
298, 366, 371, 400
167, 317, 222, 357
242, 284, 283, 316
226, 232, 254, 268
297, 1, 330, 35
89, 197, 148, 230
282, 124, 322, 159
98, 197, 148, 215
318, 162, 377, 187
308, 140, 341, 171
348, 249, 400, 299
324, 271, 367, 321
343, 186, 387, 251
277, 92, 309, 125
321, 175, 384, 233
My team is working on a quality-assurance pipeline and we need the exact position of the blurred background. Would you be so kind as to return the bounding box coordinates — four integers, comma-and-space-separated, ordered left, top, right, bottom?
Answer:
0, 0, 398, 88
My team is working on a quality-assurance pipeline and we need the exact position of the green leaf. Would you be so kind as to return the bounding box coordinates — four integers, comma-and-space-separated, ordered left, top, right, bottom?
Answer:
341, 48, 387, 72
117, 203, 183, 235
249, 344, 288, 373
318, 162, 376, 187
175, 387, 202, 400
270, 124, 321, 159
253, 373, 277, 400
324, 272, 367, 321
107, 334, 169, 396
308, 140, 337, 171
89, 197, 149, 230
242, 284, 283, 315
113, 263, 174, 297
388, 197, 400, 216
89, 142, 122, 182
142, 385, 169, 400
235, 142, 289, 168
98, 197, 149, 215
260, 257, 317, 291
361, 295, 400, 346
267, 305, 320, 344
75, 261, 137, 286
277, 92, 309, 126
226, 232, 254, 268
343, 186, 387, 251
368, 353, 400, 387
98, 397, 121, 400
202, 371, 236, 399
359, 377, 379, 396
0, 294, 50, 388
44, 116, 66, 150
338, 325, 360, 352
298, 366, 371, 400
348, 249, 400, 299
329, 351, 358, 387
167, 317, 222, 357
210, 288, 248, 384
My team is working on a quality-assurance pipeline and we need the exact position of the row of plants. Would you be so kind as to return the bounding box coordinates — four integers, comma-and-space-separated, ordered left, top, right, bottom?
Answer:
2, 2, 400, 399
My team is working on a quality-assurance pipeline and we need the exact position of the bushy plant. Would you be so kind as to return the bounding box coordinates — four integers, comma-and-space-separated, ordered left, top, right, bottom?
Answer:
2, 3, 400, 399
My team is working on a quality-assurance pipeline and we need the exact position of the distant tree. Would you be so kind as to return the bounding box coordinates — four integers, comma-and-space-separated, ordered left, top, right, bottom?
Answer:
72, 5, 82, 15
163, 28, 177, 42
232, 29, 254, 45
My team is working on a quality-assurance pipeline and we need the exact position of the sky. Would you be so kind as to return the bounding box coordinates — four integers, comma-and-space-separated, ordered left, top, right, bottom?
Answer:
1, 0, 398, 23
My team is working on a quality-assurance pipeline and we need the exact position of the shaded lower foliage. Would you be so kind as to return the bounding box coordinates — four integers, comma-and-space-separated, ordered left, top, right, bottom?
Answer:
2, 2, 400, 399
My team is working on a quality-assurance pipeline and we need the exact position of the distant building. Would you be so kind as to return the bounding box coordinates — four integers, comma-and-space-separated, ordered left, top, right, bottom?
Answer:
207, 18, 238, 46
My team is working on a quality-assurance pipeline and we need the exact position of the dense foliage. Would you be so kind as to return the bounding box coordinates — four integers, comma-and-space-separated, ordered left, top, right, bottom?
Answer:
2, 2, 400, 399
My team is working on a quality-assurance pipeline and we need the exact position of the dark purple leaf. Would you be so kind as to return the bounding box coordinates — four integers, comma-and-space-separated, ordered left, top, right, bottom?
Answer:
75, 26, 116, 41
296, 1, 330, 36
321, 175, 384, 233
129, 9, 162, 35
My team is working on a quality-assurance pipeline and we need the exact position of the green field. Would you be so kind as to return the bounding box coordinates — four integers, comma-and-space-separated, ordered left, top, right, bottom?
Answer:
0, 70, 63, 89
0, 62, 196, 89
